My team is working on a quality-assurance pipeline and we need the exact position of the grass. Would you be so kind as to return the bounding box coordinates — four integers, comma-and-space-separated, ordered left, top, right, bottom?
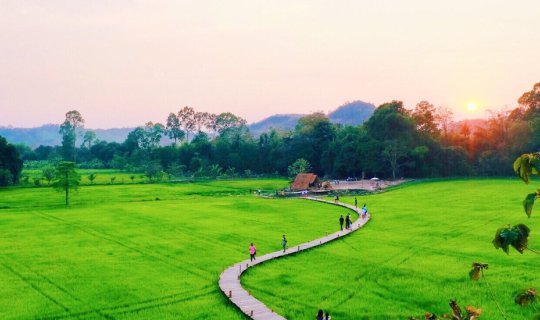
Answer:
0, 179, 349, 319
3, 178, 538, 319
22, 168, 288, 186
22, 169, 150, 185
241, 179, 540, 319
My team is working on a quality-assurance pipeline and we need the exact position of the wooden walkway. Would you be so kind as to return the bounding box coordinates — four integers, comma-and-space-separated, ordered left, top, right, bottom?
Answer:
218, 197, 371, 319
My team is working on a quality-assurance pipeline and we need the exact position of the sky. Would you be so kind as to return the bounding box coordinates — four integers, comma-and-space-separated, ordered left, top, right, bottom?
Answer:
0, 0, 539, 128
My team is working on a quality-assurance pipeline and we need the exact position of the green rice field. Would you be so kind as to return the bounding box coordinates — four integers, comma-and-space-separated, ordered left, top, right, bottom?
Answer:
1, 179, 539, 319
242, 179, 540, 319
0, 179, 348, 319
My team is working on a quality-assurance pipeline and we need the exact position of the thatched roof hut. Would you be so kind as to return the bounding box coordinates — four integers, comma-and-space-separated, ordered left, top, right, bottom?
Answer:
291, 173, 320, 191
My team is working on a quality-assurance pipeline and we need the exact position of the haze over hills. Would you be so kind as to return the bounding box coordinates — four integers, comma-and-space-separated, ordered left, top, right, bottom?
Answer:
0, 101, 376, 147
0, 125, 134, 148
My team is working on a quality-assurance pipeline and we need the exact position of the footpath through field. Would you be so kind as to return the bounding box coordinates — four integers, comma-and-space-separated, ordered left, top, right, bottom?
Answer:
218, 197, 371, 320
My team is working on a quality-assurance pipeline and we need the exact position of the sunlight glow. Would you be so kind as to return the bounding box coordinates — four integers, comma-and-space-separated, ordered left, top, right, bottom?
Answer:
467, 102, 478, 112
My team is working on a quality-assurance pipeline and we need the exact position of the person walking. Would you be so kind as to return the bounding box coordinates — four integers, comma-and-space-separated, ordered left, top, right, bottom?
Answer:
324, 311, 331, 320
249, 243, 256, 262
282, 234, 287, 253
339, 215, 344, 231
354, 197, 358, 208
316, 309, 324, 320
345, 213, 351, 230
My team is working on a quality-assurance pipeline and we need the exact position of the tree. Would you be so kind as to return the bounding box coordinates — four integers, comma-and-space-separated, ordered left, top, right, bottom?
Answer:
42, 167, 55, 185
214, 112, 247, 134
88, 173, 97, 184
207, 164, 223, 178
60, 110, 84, 161
205, 113, 218, 135
0, 136, 23, 186
82, 130, 97, 149
383, 140, 409, 180
52, 161, 80, 206
518, 82, 540, 118
293, 113, 335, 175
125, 127, 150, 151
178, 106, 196, 141
412, 101, 440, 136
194, 112, 211, 133
287, 158, 311, 178
145, 161, 164, 181
436, 106, 453, 144
365, 101, 415, 142
165, 113, 185, 144
144, 122, 165, 148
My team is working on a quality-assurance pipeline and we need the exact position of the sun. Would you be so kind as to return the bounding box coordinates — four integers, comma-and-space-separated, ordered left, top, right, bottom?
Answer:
467, 101, 478, 112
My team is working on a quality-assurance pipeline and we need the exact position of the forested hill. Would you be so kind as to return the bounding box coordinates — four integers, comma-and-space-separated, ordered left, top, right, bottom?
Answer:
248, 100, 375, 136
328, 101, 376, 126
248, 114, 303, 136
0, 125, 134, 147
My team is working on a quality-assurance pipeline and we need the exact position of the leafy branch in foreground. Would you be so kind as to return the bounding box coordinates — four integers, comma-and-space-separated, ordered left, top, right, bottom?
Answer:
469, 262, 488, 281
514, 153, 540, 184
409, 300, 482, 320
468, 263, 507, 319
515, 288, 538, 307
492, 224, 531, 254
514, 153, 540, 217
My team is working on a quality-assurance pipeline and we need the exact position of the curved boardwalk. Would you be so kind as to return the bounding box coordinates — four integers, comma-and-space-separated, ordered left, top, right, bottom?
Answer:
218, 197, 371, 319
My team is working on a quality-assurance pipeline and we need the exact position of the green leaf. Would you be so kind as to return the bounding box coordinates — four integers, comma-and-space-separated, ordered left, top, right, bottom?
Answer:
493, 224, 530, 254
524, 193, 537, 218
514, 153, 540, 184
514, 155, 530, 183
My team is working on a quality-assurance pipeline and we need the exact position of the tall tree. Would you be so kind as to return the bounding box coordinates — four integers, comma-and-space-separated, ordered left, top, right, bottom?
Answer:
214, 112, 247, 134
412, 101, 440, 136
383, 140, 409, 180
165, 113, 184, 144
205, 113, 218, 135
518, 82, 540, 119
52, 161, 80, 206
178, 106, 196, 141
144, 122, 165, 148
0, 136, 23, 186
436, 106, 453, 145
365, 101, 414, 142
59, 110, 84, 161
288, 113, 336, 176
194, 112, 211, 133
82, 130, 97, 149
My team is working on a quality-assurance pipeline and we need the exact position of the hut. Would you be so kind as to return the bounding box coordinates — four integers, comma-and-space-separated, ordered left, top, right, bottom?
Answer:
291, 173, 320, 191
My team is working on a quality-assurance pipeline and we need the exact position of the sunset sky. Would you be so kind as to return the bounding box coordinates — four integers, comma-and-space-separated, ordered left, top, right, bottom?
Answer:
1, 0, 539, 128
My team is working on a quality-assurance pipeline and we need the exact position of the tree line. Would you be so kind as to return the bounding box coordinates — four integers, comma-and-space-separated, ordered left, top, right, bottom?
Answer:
2, 81, 539, 186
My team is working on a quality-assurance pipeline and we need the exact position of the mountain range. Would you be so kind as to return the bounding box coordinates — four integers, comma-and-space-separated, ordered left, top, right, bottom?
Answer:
0, 101, 376, 147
